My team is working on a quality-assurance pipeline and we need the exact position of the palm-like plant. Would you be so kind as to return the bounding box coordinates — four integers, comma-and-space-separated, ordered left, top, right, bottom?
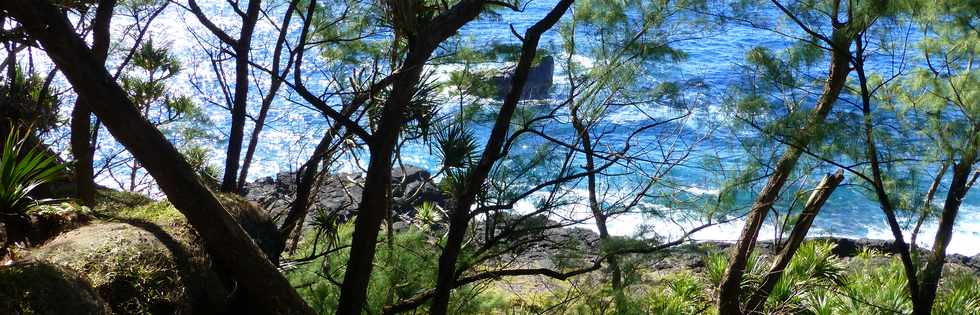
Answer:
0, 127, 64, 216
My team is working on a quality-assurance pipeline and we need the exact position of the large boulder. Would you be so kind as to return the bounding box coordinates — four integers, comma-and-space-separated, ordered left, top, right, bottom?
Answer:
0, 260, 112, 314
491, 55, 554, 100
30, 194, 281, 314
31, 222, 227, 315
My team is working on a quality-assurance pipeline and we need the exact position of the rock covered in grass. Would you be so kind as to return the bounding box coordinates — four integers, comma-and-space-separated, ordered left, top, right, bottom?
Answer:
0, 260, 111, 314
31, 222, 228, 314
27, 193, 281, 314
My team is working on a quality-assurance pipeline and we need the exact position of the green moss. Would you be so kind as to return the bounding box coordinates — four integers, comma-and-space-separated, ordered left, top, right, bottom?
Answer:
30, 193, 279, 314
31, 223, 204, 314
103, 200, 185, 224
94, 189, 153, 213
29, 219, 237, 314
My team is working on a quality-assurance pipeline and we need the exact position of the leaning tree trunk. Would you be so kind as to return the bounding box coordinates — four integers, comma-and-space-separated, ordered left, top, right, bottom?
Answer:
743, 170, 844, 313
334, 1, 491, 313
854, 34, 929, 314
918, 159, 975, 311
334, 46, 424, 315
428, 1, 572, 313
716, 36, 852, 315
71, 0, 115, 207
0, 1, 314, 313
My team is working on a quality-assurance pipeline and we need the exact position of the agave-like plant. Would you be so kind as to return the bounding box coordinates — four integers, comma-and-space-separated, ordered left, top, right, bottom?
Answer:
0, 127, 64, 216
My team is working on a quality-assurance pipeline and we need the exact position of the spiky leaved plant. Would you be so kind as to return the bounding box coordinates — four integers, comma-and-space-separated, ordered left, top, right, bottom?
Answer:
0, 126, 63, 251
0, 127, 63, 213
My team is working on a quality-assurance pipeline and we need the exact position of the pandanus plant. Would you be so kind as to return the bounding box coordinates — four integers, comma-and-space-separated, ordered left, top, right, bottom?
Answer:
0, 126, 64, 249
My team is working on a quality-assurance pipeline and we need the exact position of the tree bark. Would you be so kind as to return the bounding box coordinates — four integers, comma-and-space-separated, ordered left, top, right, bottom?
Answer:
917, 159, 974, 312
333, 1, 492, 312
911, 161, 948, 253
71, 0, 115, 207
743, 170, 844, 313
221, 0, 260, 193
236, 0, 296, 191
571, 110, 621, 289
1, 2, 314, 313
854, 33, 928, 314
716, 35, 851, 315
428, 1, 573, 313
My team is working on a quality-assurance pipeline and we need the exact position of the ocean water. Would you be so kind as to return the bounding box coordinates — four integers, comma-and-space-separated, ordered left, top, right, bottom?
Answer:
78, 1, 979, 255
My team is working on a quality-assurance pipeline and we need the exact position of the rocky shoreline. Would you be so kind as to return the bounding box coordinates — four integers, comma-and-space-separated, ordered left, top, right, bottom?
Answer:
242, 167, 980, 273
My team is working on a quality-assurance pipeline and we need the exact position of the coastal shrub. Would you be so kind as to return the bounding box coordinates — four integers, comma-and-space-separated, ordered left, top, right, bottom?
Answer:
759, 242, 846, 312
832, 250, 913, 314
647, 271, 711, 315
286, 222, 508, 314
932, 270, 980, 315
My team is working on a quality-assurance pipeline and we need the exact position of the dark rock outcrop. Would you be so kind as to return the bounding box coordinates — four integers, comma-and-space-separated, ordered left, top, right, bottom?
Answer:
492, 55, 554, 100
244, 165, 448, 231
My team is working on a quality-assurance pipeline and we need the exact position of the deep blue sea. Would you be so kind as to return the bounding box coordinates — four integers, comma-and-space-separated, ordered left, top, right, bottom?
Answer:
79, 0, 980, 255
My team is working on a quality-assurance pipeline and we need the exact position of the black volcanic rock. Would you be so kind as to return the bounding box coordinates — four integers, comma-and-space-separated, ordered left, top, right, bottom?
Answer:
244, 165, 448, 230
492, 55, 555, 100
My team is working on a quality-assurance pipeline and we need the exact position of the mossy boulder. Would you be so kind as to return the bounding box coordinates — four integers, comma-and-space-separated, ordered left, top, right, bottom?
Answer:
31, 222, 227, 314
0, 260, 111, 314
29, 193, 281, 314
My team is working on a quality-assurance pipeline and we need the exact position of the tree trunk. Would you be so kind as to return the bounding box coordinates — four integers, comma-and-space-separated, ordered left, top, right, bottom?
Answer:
854, 34, 928, 315
428, 2, 572, 313
220, 0, 261, 193
917, 159, 974, 311
572, 112, 621, 289
1, 2, 314, 313
743, 170, 844, 313
333, 47, 425, 315
71, 105, 96, 205
276, 131, 332, 255
716, 38, 851, 315
71, 0, 115, 207
334, 1, 492, 312
236, 95, 271, 190
333, 92, 403, 315
911, 161, 948, 253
